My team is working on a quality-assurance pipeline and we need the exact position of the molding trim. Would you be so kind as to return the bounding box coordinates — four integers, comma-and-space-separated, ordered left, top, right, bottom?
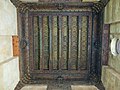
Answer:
92, 1, 104, 13
10, 0, 29, 13
10, 0, 110, 13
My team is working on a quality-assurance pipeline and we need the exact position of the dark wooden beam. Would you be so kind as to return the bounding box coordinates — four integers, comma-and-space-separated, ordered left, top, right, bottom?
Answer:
102, 24, 110, 65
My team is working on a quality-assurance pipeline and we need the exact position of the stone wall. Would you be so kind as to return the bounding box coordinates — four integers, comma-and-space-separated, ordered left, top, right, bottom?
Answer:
102, 0, 120, 90
0, 0, 19, 90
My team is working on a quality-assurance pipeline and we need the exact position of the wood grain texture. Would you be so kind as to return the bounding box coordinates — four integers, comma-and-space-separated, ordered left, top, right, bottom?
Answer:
12, 36, 19, 56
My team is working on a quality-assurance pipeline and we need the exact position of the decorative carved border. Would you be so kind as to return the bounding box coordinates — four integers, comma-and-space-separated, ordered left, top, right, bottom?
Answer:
10, 0, 110, 90
10, 0, 110, 13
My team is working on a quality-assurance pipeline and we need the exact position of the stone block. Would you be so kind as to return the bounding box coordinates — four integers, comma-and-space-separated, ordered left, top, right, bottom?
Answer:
104, 0, 120, 24
108, 22, 120, 73
71, 85, 98, 90
104, 0, 113, 24
82, 0, 100, 2
0, 0, 17, 35
111, 23, 120, 34
21, 85, 47, 90
20, 0, 38, 2
102, 66, 120, 90
0, 36, 13, 63
0, 65, 4, 90
0, 57, 19, 90
2, 57, 19, 90
109, 52, 120, 74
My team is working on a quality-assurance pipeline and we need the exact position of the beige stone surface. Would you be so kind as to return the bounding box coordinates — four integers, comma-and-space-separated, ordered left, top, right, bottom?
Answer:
21, 85, 47, 90
3, 57, 19, 90
0, 65, 4, 90
102, 66, 120, 90
104, 0, 112, 23
0, 36, 13, 63
20, 0, 39, 2
104, 0, 120, 24
109, 51, 120, 74
108, 23, 120, 73
0, 0, 17, 35
71, 85, 98, 90
21, 85, 99, 90
82, 0, 100, 2
110, 23, 120, 34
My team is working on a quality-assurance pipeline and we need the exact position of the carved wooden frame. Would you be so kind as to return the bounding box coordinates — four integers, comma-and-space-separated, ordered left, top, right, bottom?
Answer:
10, 0, 110, 90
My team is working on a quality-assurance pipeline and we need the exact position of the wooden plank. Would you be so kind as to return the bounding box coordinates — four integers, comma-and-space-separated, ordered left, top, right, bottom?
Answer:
58, 16, 62, 70
12, 36, 19, 56
77, 15, 82, 70
68, 16, 72, 70
71, 16, 78, 70
52, 16, 58, 70
61, 16, 68, 70
102, 24, 110, 65
33, 16, 39, 70
80, 16, 88, 70
49, 16, 53, 71
39, 16, 43, 70
42, 16, 49, 70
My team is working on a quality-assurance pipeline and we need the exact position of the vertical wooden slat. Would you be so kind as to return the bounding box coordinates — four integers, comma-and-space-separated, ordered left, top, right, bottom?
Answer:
33, 16, 39, 70
88, 15, 92, 74
58, 16, 62, 70
29, 15, 34, 72
39, 16, 43, 70
68, 16, 72, 70
52, 16, 58, 70
43, 16, 49, 70
61, 16, 68, 70
77, 16, 82, 70
49, 16, 53, 70
71, 16, 78, 70
80, 16, 88, 70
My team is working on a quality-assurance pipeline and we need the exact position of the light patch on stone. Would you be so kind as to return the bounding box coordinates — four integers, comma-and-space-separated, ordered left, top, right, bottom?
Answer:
0, 36, 13, 63
0, 0, 17, 35
82, 0, 100, 2
21, 85, 47, 90
3, 57, 19, 90
71, 85, 99, 90
102, 66, 120, 90
20, 0, 39, 2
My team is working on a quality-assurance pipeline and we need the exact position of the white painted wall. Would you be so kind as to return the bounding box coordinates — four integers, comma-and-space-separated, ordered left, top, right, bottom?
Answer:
0, 0, 20, 90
